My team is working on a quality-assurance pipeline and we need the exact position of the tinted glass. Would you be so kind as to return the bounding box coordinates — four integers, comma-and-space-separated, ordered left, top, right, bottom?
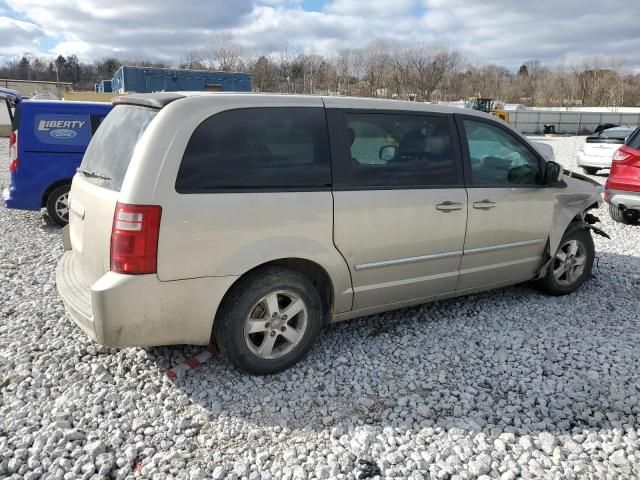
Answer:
90, 114, 106, 135
342, 113, 459, 187
463, 119, 540, 186
587, 127, 635, 144
598, 128, 634, 139
176, 108, 330, 192
627, 127, 640, 151
80, 105, 157, 191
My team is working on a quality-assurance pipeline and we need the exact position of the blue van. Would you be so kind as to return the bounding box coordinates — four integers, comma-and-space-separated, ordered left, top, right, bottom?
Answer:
2, 91, 112, 225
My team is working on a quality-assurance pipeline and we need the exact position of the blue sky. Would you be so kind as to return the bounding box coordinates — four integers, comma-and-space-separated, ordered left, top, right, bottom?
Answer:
1, 0, 639, 71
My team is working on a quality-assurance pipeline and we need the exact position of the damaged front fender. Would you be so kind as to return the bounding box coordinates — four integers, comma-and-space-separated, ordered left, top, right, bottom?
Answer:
536, 172, 607, 279
549, 173, 604, 256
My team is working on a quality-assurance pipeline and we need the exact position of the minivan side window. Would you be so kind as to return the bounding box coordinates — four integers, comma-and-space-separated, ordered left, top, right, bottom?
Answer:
176, 108, 331, 192
462, 119, 541, 186
335, 112, 460, 188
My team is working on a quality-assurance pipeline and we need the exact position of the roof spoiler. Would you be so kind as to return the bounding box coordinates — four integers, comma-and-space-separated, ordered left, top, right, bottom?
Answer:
112, 92, 186, 109
0, 87, 21, 125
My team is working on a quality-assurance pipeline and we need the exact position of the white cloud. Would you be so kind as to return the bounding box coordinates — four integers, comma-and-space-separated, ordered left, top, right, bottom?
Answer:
0, 15, 44, 54
0, 0, 639, 70
324, 0, 417, 16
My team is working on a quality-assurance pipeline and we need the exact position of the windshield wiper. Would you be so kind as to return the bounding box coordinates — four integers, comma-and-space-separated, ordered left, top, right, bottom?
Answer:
77, 168, 111, 180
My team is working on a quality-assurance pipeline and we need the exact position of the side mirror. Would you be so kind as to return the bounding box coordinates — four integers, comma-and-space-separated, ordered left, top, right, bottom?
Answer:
543, 161, 563, 185
379, 145, 397, 162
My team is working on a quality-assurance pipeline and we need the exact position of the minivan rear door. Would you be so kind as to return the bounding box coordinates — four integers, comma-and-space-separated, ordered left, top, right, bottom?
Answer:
327, 106, 468, 311
69, 105, 157, 285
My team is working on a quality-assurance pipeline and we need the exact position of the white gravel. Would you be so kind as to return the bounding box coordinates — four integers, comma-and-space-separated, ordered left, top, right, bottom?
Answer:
1, 135, 639, 479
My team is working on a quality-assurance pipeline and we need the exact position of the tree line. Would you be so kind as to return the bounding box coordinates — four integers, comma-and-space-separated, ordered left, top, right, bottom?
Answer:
2, 37, 639, 107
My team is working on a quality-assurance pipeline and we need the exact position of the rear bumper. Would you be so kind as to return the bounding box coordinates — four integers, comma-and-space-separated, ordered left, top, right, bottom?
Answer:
56, 251, 238, 347
605, 189, 640, 211
576, 153, 612, 169
3, 183, 41, 210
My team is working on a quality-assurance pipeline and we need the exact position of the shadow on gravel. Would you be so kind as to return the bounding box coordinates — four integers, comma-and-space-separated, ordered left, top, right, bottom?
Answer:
147, 250, 640, 438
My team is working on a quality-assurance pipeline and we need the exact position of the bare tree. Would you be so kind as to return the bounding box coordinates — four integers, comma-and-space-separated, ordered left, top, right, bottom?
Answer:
3, 35, 639, 108
250, 55, 279, 92
362, 41, 392, 97
180, 51, 205, 70
335, 48, 363, 96
195, 34, 247, 72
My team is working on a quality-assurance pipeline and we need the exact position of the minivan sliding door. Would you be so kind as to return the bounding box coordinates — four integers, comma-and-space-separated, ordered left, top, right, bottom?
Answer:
327, 109, 467, 311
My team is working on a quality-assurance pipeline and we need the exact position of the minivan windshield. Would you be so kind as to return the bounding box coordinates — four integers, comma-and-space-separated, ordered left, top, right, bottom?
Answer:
79, 105, 156, 191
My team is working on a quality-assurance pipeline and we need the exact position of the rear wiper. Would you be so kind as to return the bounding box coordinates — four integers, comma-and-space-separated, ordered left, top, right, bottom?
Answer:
77, 168, 111, 180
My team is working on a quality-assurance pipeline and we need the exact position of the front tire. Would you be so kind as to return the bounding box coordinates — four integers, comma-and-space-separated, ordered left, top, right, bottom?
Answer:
535, 227, 594, 296
609, 204, 640, 225
46, 185, 71, 226
582, 167, 599, 175
214, 268, 323, 374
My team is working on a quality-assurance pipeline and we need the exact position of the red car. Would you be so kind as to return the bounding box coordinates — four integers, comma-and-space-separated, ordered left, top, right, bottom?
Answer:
605, 127, 640, 225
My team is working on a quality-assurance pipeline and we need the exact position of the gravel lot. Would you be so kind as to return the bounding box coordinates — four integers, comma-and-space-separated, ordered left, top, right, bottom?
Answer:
1, 135, 639, 479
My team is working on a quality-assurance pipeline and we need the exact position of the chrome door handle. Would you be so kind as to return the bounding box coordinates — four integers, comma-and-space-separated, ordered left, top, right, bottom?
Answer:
436, 201, 463, 212
472, 199, 497, 210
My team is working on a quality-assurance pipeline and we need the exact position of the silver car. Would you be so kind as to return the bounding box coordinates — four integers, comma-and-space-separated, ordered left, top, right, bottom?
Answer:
57, 93, 604, 374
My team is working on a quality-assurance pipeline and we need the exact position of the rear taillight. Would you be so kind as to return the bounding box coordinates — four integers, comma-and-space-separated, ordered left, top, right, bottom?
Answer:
612, 148, 632, 163
110, 203, 162, 274
8, 129, 18, 173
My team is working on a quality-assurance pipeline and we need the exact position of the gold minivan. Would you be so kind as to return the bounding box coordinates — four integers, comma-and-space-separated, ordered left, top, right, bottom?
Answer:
57, 93, 604, 374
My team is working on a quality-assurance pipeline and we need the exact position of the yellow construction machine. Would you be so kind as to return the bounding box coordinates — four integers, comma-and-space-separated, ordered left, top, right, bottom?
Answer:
465, 96, 509, 123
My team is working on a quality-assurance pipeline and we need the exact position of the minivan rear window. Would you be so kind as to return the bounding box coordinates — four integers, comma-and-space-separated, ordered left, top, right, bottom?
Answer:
176, 107, 331, 192
79, 105, 156, 191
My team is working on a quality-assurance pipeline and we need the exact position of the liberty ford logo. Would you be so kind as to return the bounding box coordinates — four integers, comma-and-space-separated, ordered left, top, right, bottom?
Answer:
38, 119, 85, 139
50, 129, 78, 138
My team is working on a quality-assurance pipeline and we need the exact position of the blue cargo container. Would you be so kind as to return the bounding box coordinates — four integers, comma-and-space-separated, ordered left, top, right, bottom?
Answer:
110, 66, 251, 94
98, 80, 112, 93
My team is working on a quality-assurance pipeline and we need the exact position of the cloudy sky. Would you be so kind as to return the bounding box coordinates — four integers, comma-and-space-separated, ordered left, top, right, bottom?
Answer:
1, 0, 639, 71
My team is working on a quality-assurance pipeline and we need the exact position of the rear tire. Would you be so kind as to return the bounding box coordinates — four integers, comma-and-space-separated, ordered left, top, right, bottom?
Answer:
46, 185, 71, 227
213, 267, 323, 375
582, 167, 599, 175
534, 227, 594, 296
609, 204, 640, 225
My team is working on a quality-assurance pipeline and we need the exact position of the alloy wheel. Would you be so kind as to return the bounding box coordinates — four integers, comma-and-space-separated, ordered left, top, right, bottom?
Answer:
243, 290, 308, 360
553, 239, 587, 286
55, 192, 70, 222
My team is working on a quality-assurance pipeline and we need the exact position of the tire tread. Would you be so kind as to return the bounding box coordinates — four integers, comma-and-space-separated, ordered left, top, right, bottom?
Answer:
213, 267, 323, 375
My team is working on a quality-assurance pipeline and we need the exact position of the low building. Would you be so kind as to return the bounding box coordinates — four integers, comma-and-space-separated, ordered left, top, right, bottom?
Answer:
110, 66, 252, 94
98, 80, 112, 93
